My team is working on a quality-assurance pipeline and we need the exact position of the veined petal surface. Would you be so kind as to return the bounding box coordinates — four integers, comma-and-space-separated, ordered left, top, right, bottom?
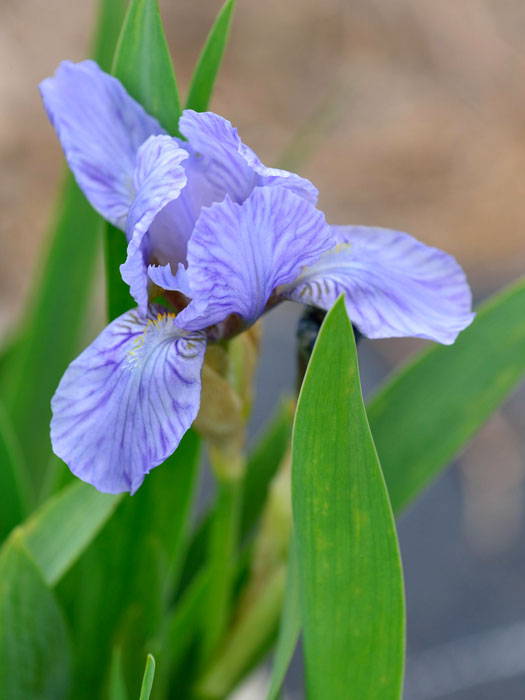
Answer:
179, 110, 318, 205
120, 136, 189, 313
51, 305, 206, 494
285, 226, 475, 344
175, 187, 333, 331
39, 60, 163, 228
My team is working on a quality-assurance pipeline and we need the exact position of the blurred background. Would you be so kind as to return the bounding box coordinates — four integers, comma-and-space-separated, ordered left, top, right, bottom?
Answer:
1, 0, 524, 697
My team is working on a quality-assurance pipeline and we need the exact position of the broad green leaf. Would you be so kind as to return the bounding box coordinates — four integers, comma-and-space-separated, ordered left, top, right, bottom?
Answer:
0, 0, 127, 484
266, 540, 300, 700
185, 0, 236, 112
20, 481, 120, 586
113, 0, 181, 134
139, 655, 156, 700
0, 533, 71, 699
0, 401, 30, 540
369, 276, 525, 514
57, 430, 201, 700
292, 297, 405, 699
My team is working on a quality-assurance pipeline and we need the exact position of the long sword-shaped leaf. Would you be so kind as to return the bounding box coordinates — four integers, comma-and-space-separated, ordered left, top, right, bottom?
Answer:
93, 0, 130, 73
2, 178, 101, 488
0, 402, 30, 541
292, 297, 405, 699
1, 0, 127, 486
185, 0, 236, 112
138, 655, 156, 700
0, 534, 72, 700
263, 280, 525, 694
15, 482, 120, 587
113, 0, 181, 134
369, 276, 525, 514
266, 540, 300, 700
57, 431, 201, 700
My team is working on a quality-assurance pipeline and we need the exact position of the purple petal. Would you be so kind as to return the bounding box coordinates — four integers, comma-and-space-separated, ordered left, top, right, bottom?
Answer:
51, 305, 206, 494
175, 187, 333, 331
120, 136, 189, 313
148, 262, 192, 297
179, 110, 318, 205
284, 226, 475, 344
39, 60, 163, 229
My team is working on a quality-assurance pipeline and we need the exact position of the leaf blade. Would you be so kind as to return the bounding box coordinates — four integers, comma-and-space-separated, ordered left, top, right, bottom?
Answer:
292, 297, 405, 699
369, 277, 525, 514
185, 0, 236, 112
21, 482, 120, 586
266, 540, 300, 700
0, 534, 72, 700
0, 401, 30, 540
139, 655, 156, 700
113, 0, 181, 134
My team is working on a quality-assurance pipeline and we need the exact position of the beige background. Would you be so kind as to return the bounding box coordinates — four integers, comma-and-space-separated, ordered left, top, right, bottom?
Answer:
1, 0, 524, 333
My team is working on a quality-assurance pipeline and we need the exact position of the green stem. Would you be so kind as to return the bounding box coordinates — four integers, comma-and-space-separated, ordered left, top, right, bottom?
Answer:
194, 564, 286, 699
199, 454, 244, 667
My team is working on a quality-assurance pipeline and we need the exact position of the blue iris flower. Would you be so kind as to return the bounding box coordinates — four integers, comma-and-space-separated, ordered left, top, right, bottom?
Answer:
40, 60, 474, 494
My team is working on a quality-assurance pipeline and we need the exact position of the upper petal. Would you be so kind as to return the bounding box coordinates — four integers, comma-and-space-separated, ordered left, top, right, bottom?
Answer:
120, 135, 189, 314
284, 225, 475, 344
39, 60, 164, 228
175, 187, 333, 331
179, 110, 318, 205
50, 305, 206, 494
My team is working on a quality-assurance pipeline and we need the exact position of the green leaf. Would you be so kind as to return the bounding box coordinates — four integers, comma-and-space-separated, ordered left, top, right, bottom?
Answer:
0, 401, 30, 541
2, 177, 101, 488
113, 0, 181, 134
185, 0, 236, 112
292, 297, 405, 699
103, 223, 135, 321
266, 540, 300, 700
0, 533, 71, 699
92, 0, 130, 72
139, 655, 156, 700
368, 276, 525, 514
0, 0, 127, 486
19, 481, 120, 586
109, 648, 130, 700
57, 430, 201, 700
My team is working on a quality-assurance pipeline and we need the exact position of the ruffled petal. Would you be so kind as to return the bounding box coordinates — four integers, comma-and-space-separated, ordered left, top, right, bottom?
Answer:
148, 262, 191, 295
179, 110, 318, 205
284, 226, 475, 344
39, 60, 163, 228
50, 305, 206, 494
175, 187, 332, 331
120, 136, 189, 313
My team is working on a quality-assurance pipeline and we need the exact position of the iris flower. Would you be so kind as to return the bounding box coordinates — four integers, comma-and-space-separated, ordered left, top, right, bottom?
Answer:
40, 60, 474, 494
